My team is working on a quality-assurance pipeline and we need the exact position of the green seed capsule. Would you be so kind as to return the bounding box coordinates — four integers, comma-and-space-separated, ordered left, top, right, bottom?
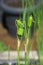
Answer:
28, 15, 33, 28
17, 28, 24, 36
16, 19, 25, 28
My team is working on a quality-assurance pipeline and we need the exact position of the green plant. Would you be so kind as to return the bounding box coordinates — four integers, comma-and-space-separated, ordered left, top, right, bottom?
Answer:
16, 0, 43, 65
33, 4, 43, 65
0, 41, 10, 61
0, 41, 8, 52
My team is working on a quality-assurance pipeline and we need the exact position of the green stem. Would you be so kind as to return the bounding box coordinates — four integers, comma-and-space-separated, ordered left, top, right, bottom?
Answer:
22, 0, 27, 65
8, 46, 10, 61
25, 52, 26, 65
22, 0, 24, 9
17, 49, 20, 65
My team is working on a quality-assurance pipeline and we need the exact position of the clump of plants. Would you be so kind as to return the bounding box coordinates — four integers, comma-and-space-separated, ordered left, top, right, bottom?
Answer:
15, 0, 43, 65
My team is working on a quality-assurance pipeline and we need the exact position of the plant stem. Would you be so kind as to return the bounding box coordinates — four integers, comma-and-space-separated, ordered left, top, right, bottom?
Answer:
17, 49, 20, 65
25, 45, 27, 65
22, 0, 28, 65
8, 45, 10, 61
17, 38, 20, 65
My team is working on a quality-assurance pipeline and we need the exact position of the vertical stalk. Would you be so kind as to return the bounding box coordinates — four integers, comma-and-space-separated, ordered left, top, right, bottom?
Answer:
17, 49, 20, 65
27, 29, 30, 65
27, 0, 35, 64
8, 45, 10, 61
22, 0, 28, 65
17, 38, 20, 65
22, 0, 24, 9
25, 45, 27, 65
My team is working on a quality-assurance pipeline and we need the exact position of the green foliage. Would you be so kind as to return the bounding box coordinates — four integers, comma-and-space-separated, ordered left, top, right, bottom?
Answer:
33, 4, 43, 65
0, 41, 8, 52
3, 63, 8, 65
16, 0, 43, 65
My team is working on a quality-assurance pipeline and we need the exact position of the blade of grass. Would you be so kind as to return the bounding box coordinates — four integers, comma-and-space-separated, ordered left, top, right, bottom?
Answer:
33, 7, 43, 65
17, 48, 20, 65
22, 0, 28, 65
22, 0, 24, 9
27, 0, 35, 64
